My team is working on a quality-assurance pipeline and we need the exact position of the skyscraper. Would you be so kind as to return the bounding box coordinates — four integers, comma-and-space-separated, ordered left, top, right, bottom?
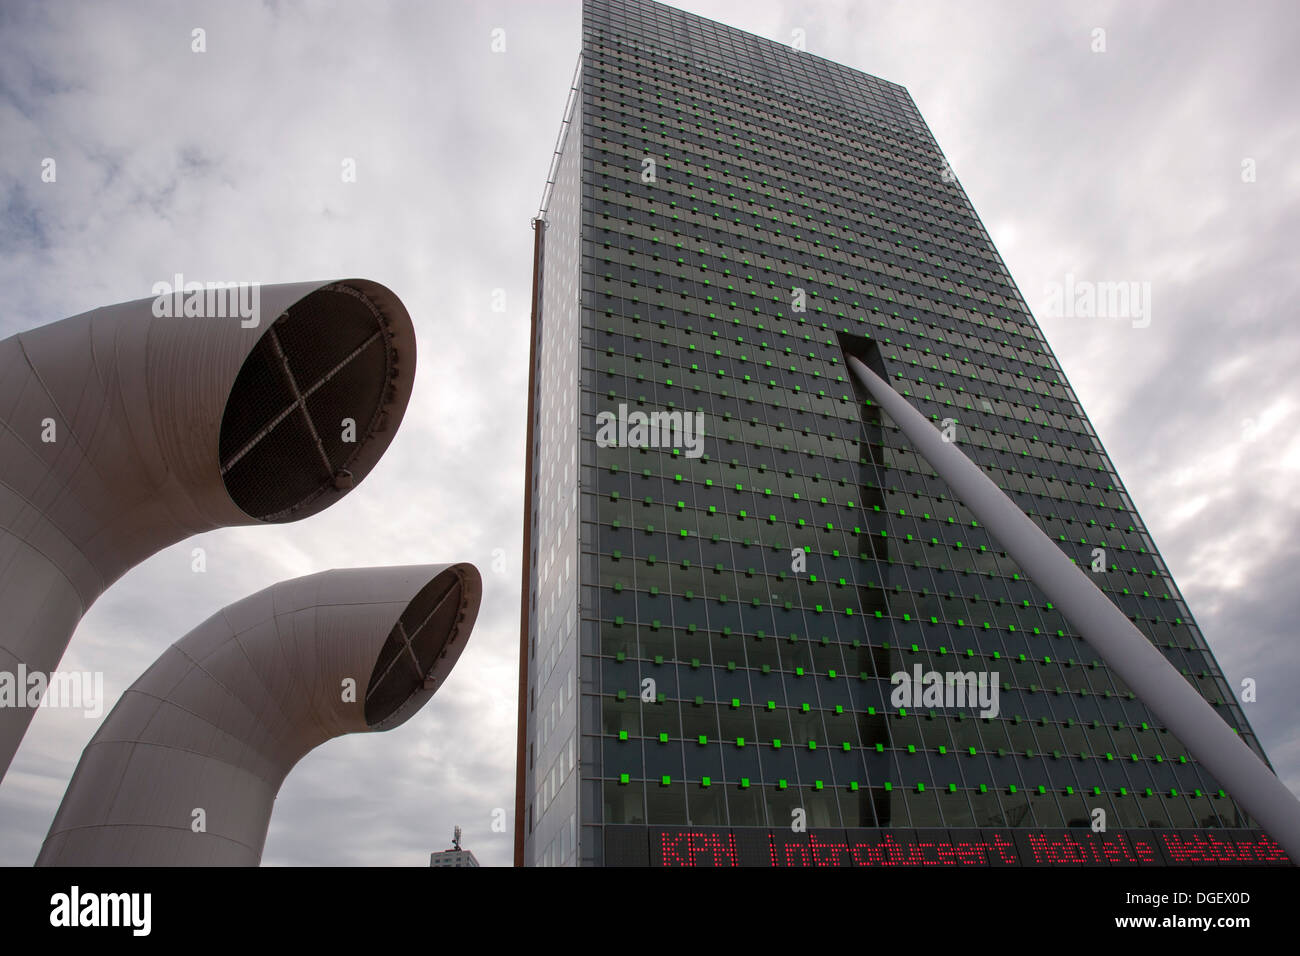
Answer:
516, 0, 1284, 867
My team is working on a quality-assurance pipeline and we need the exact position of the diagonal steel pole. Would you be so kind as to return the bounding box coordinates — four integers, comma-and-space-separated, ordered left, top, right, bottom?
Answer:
846, 353, 1300, 860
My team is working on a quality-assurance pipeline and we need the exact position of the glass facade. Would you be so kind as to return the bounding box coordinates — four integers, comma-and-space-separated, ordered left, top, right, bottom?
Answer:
519, 0, 1273, 867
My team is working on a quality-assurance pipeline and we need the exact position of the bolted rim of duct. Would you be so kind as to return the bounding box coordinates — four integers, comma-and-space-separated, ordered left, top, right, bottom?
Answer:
364, 563, 482, 730
217, 280, 414, 522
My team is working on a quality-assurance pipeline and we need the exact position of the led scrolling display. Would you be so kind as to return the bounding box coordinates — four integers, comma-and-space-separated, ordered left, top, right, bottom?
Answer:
609, 827, 1292, 867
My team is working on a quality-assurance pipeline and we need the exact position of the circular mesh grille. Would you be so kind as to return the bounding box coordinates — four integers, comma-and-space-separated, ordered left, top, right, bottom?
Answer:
364, 570, 466, 726
219, 284, 394, 521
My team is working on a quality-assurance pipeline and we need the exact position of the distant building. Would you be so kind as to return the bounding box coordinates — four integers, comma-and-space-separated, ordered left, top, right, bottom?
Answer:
430, 827, 479, 867
429, 849, 480, 868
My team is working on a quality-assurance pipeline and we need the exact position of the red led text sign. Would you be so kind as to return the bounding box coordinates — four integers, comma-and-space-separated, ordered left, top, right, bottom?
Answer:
602, 827, 1290, 867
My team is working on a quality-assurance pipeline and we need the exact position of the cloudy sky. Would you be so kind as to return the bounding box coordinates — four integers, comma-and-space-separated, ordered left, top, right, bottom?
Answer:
0, 0, 1295, 866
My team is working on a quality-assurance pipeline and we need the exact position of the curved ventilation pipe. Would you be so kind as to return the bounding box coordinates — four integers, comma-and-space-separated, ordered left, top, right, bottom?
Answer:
37, 563, 481, 866
0, 279, 416, 778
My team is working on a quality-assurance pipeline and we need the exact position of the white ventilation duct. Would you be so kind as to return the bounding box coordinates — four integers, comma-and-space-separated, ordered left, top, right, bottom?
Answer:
37, 563, 481, 866
0, 279, 416, 778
